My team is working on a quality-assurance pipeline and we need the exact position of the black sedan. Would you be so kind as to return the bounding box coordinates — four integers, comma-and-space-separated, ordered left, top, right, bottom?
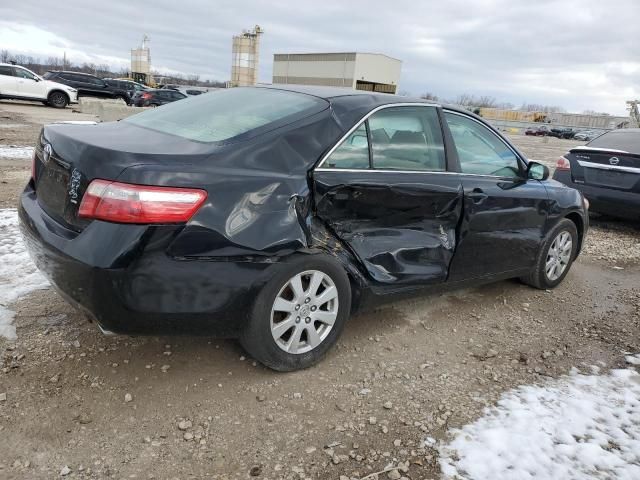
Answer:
19, 86, 588, 371
131, 88, 187, 107
553, 128, 640, 219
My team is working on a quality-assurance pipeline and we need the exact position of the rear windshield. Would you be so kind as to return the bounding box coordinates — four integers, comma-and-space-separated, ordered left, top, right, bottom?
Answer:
588, 130, 640, 152
124, 87, 328, 143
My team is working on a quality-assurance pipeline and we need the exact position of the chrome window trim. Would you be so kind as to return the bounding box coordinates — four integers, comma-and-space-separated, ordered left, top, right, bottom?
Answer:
577, 160, 640, 174
315, 102, 442, 170
316, 167, 521, 180
442, 109, 526, 168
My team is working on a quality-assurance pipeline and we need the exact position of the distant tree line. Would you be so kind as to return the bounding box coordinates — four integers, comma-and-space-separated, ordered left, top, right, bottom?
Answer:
0, 49, 226, 87
418, 91, 566, 113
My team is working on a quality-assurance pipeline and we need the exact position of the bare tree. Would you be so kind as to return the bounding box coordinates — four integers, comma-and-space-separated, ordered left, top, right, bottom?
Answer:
420, 92, 439, 101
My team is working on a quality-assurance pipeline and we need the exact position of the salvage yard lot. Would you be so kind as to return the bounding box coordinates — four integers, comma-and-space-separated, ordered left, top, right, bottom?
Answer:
0, 100, 639, 479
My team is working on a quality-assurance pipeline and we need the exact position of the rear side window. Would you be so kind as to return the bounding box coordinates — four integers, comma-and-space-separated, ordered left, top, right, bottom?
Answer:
0, 66, 14, 76
125, 87, 328, 143
322, 105, 446, 171
324, 124, 370, 169
369, 107, 445, 171
588, 130, 640, 152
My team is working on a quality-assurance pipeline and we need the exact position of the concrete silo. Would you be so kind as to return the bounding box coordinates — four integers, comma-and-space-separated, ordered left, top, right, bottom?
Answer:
230, 25, 263, 87
131, 35, 151, 84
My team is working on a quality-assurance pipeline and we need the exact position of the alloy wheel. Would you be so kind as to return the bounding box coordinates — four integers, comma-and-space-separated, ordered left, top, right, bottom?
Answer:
545, 231, 572, 281
270, 270, 339, 354
50, 92, 66, 108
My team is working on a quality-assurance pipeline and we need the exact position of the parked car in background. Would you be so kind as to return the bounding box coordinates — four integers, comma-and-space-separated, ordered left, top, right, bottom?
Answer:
104, 79, 148, 104
185, 89, 205, 96
574, 130, 601, 142
553, 128, 639, 219
131, 88, 187, 107
43, 71, 131, 104
525, 126, 549, 136
549, 127, 575, 139
20, 86, 588, 371
0, 63, 78, 108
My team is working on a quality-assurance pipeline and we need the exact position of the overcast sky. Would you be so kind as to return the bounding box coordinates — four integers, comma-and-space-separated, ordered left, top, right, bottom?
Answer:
1, 0, 638, 114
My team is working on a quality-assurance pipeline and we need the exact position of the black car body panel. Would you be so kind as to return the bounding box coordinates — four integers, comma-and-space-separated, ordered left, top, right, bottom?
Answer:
313, 170, 463, 286
552, 129, 640, 219
43, 71, 130, 102
19, 86, 588, 336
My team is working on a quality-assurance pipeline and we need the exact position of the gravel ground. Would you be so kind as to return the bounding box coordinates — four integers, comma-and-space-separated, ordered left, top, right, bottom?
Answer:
0, 101, 639, 479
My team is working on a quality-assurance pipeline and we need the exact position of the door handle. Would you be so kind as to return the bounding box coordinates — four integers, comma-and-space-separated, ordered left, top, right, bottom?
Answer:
468, 188, 488, 204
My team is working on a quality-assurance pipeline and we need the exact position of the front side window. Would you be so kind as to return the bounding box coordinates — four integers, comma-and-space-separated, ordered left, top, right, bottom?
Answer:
445, 112, 521, 177
125, 87, 327, 143
15, 68, 37, 80
369, 107, 445, 171
323, 124, 370, 169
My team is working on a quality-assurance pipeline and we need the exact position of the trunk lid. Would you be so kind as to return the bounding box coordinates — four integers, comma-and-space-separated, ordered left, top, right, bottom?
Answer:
566, 146, 640, 191
33, 122, 212, 231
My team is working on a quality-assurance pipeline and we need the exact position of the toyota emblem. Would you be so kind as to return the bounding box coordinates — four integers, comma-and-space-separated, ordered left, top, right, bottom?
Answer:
609, 156, 620, 166
42, 143, 52, 164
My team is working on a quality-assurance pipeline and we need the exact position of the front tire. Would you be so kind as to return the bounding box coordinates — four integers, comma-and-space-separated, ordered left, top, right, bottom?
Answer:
521, 218, 578, 289
240, 255, 351, 371
47, 91, 68, 108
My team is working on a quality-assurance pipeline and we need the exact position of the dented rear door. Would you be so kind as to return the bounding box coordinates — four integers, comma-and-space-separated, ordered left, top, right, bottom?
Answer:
312, 104, 463, 286
313, 170, 463, 285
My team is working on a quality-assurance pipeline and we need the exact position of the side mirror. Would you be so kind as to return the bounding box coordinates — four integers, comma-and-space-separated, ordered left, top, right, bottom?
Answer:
527, 161, 549, 181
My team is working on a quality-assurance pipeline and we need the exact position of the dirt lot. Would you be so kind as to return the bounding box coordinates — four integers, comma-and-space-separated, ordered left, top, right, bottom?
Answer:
1, 101, 639, 479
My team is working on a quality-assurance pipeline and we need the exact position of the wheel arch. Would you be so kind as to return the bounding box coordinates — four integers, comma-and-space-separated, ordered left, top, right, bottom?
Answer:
48, 89, 70, 102
565, 211, 585, 255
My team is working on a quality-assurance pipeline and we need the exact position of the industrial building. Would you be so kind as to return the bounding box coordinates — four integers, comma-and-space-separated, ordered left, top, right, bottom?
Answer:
230, 25, 263, 87
272, 52, 402, 93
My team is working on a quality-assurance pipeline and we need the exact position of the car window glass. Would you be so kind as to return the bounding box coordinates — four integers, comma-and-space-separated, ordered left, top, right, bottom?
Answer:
588, 130, 640, 152
369, 106, 445, 171
0, 66, 14, 76
323, 124, 370, 169
445, 112, 520, 177
125, 87, 327, 143
15, 68, 37, 80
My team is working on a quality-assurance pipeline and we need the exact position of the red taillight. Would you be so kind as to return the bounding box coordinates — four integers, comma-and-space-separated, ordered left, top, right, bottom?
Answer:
556, 156, 571, 171
141, 92, 151, 99
78, 179, 207, 224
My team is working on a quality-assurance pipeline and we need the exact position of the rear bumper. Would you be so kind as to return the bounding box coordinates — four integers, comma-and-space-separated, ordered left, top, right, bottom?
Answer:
18, 186, 276, 337
552, 170, 640, 219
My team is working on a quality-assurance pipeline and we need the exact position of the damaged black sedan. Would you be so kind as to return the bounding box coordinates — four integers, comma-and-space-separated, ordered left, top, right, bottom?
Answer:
19, 86, 588, 371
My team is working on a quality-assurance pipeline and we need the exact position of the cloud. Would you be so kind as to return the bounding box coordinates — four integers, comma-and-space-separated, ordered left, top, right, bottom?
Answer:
0, 0, 638, 114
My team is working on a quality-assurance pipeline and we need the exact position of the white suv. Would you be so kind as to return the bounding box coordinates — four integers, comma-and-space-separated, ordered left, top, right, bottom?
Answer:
0, 63, 78, 108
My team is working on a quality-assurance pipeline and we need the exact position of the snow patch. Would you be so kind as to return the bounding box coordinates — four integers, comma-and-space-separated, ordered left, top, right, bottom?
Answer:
439, 368, 640, 480
0, 145, 34, 159
0, 209, 49, 339
626, 354, 640, 365
0, 123, 28, 129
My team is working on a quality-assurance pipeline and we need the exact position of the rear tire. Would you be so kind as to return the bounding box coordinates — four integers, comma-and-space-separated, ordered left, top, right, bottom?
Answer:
47, 91, 68, 108
240, 254, 351, 371
521, 218, 578, 289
